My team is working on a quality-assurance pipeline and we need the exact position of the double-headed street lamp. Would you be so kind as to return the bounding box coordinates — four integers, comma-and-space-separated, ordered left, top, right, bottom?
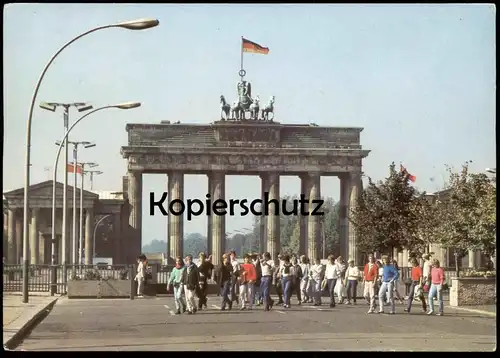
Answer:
42, 102, 93, 269
22, 18, 159, 303
86, 170, 103, 191
50, 103, 141, 268
54, 140, 96, 265
78, 162, 98, 265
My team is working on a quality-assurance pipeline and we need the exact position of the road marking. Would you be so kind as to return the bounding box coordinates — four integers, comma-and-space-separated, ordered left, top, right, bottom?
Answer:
212, 304, 221, 310
449, 306, 496, 317
164, 304, 175, 316
276, 310, 286, 314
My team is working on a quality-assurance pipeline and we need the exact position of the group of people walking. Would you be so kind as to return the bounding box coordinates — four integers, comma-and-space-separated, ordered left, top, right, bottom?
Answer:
159, 250, 446, 316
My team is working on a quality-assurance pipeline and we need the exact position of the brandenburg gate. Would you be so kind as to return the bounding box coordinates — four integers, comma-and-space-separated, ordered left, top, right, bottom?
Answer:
121, 74, 370, 266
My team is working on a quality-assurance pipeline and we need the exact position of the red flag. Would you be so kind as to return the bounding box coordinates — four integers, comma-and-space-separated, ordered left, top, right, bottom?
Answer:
67, 163, 82, 174
400, 164, 416, 183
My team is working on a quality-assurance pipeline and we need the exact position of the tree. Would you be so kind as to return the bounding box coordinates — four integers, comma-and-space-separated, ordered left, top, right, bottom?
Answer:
248, 195, 340, 257
350, 162, 425, 257
184, 233, 207, 256
436, 162, 496, 275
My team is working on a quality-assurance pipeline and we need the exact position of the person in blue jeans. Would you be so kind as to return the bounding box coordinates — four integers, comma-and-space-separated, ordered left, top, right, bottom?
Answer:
279, 255, 294, 308
167, 256, 186, 315
427, 259, 445, 316
259, 252, 276, 312
378, 255, 399, 314
217, 254, 234, 310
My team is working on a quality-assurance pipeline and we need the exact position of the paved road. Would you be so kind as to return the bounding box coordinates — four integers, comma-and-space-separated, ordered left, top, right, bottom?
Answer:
18, 296, 496, 351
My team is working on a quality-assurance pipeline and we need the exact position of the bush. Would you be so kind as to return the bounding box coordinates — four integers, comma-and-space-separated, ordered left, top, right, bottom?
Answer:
462, 270, 496, 278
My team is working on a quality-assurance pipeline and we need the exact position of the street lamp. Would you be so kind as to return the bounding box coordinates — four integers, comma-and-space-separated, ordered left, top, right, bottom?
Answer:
79, 162, 98, 265
486, 168, 496, 174
93, 214, 112, 260
42, 102, 92, 273
22, 18, 159, 303
56, 140, 96, 265
86, 170, 103, 191
50, 103, 141, 270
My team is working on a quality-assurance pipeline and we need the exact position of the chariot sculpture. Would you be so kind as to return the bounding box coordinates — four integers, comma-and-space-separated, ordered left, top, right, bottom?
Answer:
220, 70, 275, 122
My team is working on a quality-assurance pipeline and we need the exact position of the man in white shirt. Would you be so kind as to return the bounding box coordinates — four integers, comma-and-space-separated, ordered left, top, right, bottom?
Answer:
275, 254, 285, 305
309, 258, 324, 306
299, 256, 312, 303
260, 252, 275, 311
422, 254, 432, 293
230, 250, 240, 303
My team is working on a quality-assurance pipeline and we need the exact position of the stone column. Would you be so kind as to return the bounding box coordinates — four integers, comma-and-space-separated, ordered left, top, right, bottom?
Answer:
348, 173, 362, 265
15, 211, 22, 264
402, 249, 409, 267
468, 249, 477, 269
339, 175, 351, 261
259, 175, 268, 253
39, 232, 45, 264
84, 209, 94, 265
30, 208, 40, 264
128, 170, 143, 259
7, 209, 15, 264
304, 174, 321, 261
211, 171, 225, 266
299, 176, 308, 256
265, 173, 281, 262
207, 174, 213, 256
168, 171, 184, 259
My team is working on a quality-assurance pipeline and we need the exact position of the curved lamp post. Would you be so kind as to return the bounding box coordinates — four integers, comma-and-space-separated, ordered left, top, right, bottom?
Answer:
22, 18, 159, 303
93, 214, 112, 260
50, 102, 141, 268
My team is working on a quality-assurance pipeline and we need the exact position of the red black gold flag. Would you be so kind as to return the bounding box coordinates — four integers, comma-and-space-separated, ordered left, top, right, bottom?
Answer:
400, 164, 416, 183
242, 38, 269, 55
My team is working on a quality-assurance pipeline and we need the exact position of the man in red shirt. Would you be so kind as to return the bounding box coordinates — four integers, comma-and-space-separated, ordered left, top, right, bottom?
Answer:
239, 254, 257, 310
363, 255, 378, 314
404, 258, 427, 313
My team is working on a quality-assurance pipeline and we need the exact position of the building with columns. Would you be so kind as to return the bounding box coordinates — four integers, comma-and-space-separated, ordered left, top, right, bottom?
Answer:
3, 180, 136, 265
121, 121, 371, 266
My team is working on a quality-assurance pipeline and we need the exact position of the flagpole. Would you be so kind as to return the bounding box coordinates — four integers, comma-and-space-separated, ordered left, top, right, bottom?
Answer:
240, 36, 244, 72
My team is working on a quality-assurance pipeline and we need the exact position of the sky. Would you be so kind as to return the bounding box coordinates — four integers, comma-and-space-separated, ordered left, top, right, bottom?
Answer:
3, 4, 496, 245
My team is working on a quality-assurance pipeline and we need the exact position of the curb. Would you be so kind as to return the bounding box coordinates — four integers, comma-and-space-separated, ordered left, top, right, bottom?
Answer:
3, 297, 59, 351
448, 306, 496, 317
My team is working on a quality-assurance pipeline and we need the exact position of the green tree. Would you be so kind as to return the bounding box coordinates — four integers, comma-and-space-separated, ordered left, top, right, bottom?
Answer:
436, 162, 496, 275
183, 233, 207, 256
350, 162, 425, 256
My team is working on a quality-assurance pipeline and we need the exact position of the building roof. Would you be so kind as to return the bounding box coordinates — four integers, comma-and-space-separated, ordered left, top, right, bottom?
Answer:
90, 191, 125, 200
3, 180, 99, 199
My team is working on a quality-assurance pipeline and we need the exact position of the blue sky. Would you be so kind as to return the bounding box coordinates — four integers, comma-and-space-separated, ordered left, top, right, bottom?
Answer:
3, 4, 496, 244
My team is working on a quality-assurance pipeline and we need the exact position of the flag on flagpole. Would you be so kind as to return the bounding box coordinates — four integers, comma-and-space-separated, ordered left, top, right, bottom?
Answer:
400, 164, 416, 183
67, 163, 82, 174
242, 38, 269, 55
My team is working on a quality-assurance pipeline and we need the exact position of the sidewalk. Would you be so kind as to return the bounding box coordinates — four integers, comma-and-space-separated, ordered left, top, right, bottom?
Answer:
3, 294, 59, 350
448, 304, 496, 317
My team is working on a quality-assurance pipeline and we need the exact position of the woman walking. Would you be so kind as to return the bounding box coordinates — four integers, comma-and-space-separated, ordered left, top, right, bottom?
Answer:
335, 257, 347, 304
167, 256, 186, 315
135, 255, 146, 298
344, 259, 360, 305
325, 255, 340, 308
427, 259, 445, 316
